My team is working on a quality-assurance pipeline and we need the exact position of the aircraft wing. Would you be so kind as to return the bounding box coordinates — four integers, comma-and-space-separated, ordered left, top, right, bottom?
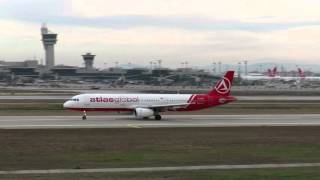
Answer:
132, 103, 189, 109
150, 103, 189, 108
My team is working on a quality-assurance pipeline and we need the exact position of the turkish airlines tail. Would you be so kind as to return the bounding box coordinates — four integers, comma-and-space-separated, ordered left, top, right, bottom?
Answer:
208, 71, 234, 97
267, 67, 277, 77
272, 67, 277, 77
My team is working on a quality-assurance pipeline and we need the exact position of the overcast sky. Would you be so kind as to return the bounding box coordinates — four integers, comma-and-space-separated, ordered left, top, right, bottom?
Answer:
0, 0, 320, 68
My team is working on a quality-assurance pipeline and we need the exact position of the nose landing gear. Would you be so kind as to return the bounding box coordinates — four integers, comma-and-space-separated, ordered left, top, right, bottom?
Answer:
82, 111, 87, 120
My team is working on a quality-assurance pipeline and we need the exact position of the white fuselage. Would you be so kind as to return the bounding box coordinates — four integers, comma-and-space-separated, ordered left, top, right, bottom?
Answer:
241, 75, 274, 81
302, 76, 320, 81
64, 94, 193, 110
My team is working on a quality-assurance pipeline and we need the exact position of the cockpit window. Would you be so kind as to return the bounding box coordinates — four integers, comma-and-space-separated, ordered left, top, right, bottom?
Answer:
68, 98, 79, 102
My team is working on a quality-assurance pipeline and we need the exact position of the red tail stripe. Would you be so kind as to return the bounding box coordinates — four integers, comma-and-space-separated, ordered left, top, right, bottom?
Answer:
187, 94, 195, 103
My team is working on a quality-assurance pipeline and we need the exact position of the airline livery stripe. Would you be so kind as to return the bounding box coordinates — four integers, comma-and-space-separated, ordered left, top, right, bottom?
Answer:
187, 95, 195, 103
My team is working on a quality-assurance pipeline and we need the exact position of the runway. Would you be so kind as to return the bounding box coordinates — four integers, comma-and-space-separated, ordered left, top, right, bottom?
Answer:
0, 114, 320, 129
1, 163, 320, 175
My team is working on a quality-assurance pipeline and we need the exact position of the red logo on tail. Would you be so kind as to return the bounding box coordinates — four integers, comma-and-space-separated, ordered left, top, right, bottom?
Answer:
215, 77, 231, 94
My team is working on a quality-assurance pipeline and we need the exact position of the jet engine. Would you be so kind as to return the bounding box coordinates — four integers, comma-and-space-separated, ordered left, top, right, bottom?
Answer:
134, 108, 154, 118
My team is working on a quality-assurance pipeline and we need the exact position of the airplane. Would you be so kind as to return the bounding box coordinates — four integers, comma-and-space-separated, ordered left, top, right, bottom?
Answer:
242, 67, 301, 82
63, 71, 236, 120
271, 67, 320, 82
297, 67, 320, 81
240, 67, 278, 81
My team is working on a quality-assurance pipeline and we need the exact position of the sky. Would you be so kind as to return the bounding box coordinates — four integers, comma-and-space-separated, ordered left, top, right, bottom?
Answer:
0, 0, 320, 68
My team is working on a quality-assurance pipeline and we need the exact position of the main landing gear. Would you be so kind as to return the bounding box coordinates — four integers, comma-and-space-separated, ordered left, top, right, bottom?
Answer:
155, 114, 162, 120
82, 110, 87, 120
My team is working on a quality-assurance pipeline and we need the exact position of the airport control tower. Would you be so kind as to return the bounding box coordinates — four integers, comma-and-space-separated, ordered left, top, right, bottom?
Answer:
82, 53, 95, 71
41, 24, 57, 68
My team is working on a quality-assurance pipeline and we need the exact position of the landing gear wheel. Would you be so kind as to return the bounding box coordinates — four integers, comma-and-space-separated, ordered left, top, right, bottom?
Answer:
155, 115, 162, 120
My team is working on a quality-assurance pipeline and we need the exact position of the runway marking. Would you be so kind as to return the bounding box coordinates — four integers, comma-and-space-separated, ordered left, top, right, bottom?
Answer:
127, 124, 142, 128
1, 163, 320, 175
2, 123, 320, 129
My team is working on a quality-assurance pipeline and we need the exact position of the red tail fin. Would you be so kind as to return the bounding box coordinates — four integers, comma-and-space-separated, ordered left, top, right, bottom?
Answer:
208, 71, 234, 96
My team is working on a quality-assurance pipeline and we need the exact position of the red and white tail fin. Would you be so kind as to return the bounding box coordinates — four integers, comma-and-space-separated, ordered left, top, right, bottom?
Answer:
272, 67, 277, 76
267, 67, 277, 77
208, 71, 234, 97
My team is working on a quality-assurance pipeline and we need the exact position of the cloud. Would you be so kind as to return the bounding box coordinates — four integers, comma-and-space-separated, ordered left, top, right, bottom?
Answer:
70, 0, 320, 21
1, 0, 320, 32
1, 13, 320, 32
1, 18, 320, 67
0, 0, 68, 22
1, 0, 320, 67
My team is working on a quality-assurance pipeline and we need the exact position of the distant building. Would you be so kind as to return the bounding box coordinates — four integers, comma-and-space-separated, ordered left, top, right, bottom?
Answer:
0, 60, 38, 67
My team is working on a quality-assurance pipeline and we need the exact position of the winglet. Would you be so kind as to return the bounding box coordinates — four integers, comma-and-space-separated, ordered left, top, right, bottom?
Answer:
208, 71, 234, 96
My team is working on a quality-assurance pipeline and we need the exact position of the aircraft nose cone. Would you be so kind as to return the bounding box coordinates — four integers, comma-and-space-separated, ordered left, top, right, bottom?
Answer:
63, 101, 71, 109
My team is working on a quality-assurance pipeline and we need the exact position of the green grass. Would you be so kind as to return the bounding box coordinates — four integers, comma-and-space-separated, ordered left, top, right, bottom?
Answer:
27, 145, 320, 169
1, 127, 320, 170
1, 127, 320, 179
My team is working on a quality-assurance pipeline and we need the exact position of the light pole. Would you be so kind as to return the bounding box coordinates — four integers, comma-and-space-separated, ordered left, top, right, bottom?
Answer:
212, 62, 216, 74
114, 61, 119, 68
244, 60, 248, 76
157, 59, 162, 68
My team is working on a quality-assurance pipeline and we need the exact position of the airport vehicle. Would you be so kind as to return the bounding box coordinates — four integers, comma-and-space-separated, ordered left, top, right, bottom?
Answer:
63, 71, 236, 120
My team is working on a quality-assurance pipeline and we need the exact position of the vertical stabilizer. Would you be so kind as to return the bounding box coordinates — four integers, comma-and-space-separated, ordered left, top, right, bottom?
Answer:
208, 71, 234, 96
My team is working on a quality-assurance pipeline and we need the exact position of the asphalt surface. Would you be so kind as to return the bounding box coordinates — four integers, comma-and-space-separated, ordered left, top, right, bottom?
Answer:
0, 114, 320, 129
1, 163, 320, 175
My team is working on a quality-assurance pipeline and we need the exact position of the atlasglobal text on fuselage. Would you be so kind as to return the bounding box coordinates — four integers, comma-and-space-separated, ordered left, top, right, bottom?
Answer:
63, 71, 236, 120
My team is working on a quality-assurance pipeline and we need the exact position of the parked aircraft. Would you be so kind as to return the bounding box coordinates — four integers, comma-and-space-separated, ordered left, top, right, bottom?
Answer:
297, 68, 320, 81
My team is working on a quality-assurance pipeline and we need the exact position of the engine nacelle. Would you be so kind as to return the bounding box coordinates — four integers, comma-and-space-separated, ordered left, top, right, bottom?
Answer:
134, 108, 154, 118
